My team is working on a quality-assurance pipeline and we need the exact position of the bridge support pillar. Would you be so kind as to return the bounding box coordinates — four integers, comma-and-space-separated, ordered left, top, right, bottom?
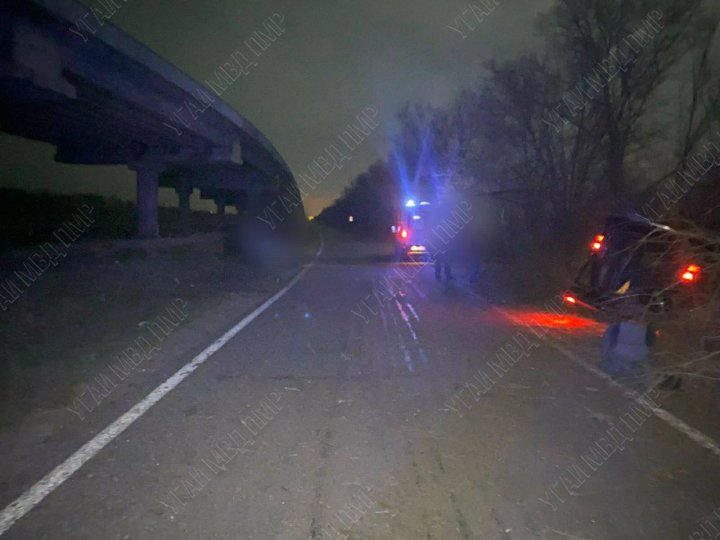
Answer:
216, 195, 226, 228
176, 182, 192, 236
245, 188, 264, 217
136, 168, 160, 237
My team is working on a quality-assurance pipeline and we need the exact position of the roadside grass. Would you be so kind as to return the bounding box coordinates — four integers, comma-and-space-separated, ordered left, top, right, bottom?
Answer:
115, 247, 149, 262
0, 234, 296, 432
0, 188, 220, 251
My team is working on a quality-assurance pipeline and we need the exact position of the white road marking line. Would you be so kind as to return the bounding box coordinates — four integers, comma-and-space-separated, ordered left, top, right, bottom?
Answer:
387, 298, 414, 373
394, 299, 419, 341
552, 342, 720, 458
0, 246, 321, 536
394, 298, 429, 365
405, 301, 421, 323
500, 309, 720, 459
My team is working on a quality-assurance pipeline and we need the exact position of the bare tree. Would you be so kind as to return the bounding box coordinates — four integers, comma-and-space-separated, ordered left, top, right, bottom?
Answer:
438, 56, 609, 242
541, 0, 708, 198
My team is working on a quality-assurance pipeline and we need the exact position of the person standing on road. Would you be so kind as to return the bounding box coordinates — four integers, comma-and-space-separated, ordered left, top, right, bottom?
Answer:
433, 249, 453, 282
427, 203, 454, 282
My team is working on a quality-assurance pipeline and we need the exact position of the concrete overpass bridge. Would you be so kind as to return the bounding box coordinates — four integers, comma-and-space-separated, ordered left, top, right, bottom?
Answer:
0, 0, 303, 237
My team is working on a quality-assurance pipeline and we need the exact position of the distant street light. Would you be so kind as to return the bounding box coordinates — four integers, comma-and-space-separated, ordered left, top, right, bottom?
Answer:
348, 215, 354, 223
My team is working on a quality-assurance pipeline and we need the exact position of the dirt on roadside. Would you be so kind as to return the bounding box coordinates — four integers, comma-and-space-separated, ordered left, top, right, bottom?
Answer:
0, 233, 302, 432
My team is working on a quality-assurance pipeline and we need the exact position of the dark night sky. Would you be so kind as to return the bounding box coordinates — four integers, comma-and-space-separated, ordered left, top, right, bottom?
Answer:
0, 0, 552, 215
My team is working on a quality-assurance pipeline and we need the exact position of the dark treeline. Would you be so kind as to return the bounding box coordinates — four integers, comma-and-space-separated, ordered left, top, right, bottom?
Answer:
316, 161, 400, 237
0, 189, 218, 251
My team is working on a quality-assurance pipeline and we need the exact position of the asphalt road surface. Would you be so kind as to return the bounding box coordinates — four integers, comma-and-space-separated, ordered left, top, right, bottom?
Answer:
4, 240, 720, 539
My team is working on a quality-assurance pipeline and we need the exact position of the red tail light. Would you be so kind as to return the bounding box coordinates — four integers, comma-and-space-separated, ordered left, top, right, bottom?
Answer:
680, 264, 701, 283
399, 227, 409, 240
590, 234, 605, 252
563, 293, 577, 305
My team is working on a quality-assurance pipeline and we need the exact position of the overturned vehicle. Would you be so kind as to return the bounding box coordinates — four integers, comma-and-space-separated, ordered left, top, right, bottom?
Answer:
563, 211, 720, 325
